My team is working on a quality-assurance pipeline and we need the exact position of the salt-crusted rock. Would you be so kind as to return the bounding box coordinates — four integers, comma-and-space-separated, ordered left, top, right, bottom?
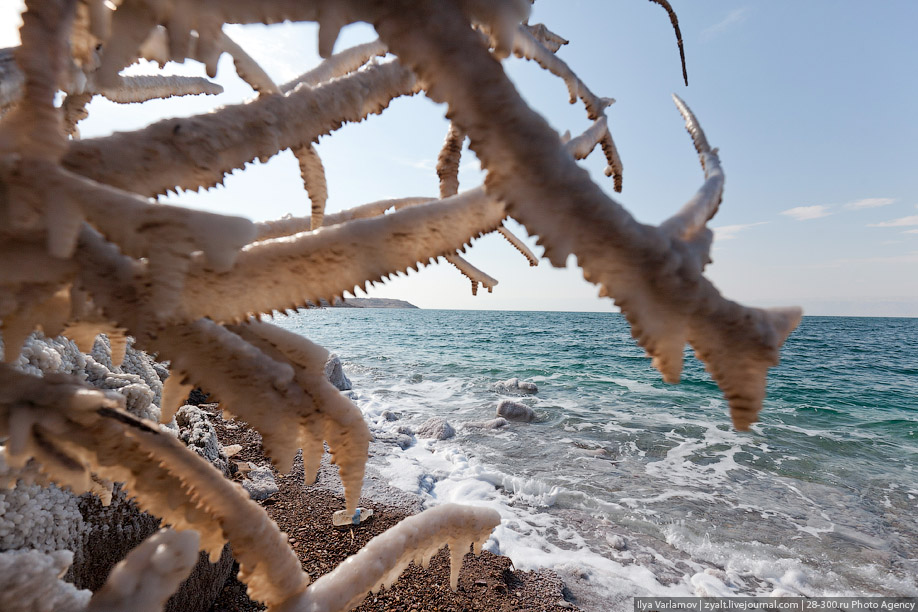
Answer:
493, 377, 538, 395
0, 451, 83, 554
242, 465, 279, 501
416, 417, 456, 440
606, 534, 627, 550
175, 405, 230, 476
380, 410, 400, 422
324, 354, 352, 391
373, 431, 414, 450
0, 550, 91, 612
496, 400, 536, 422
464, 417, 509, 430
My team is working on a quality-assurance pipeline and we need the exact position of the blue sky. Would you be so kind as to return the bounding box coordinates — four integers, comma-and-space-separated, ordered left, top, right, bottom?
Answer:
3, 2, 917, 315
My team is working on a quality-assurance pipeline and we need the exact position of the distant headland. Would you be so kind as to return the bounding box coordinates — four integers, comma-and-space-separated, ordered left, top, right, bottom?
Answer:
308, 297, 419, 309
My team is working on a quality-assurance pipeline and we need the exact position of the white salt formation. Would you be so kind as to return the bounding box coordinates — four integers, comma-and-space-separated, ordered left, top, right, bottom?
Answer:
0, 0, 801, 609
241, 465, 279, 501
494, 377, 539, 395
496, 399, 537, 422
0, 549, 91, 612
416, 417, 456, 440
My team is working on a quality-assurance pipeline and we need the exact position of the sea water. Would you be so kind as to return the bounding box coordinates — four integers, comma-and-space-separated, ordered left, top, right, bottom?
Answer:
275, 310, 917, 607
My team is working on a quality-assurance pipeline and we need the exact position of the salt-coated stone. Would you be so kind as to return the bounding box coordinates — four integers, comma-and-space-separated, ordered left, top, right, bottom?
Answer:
324, 354, 352, 391
242, 465, 279, 501
0, 550, 92, 612
496, 400, 536, 422
175, 405, 230, 476
606, 534, 626, 550
380, 410, 400, 422
464, 417, 509, 430
493, 377, 538, 395
416, 417, 456, 440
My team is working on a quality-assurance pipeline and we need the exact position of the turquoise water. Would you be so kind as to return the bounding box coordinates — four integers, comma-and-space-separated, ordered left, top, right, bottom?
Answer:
276, 310, 918, 601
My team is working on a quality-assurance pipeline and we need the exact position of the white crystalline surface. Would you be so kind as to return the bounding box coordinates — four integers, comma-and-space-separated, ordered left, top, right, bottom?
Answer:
0, 549, 91, 612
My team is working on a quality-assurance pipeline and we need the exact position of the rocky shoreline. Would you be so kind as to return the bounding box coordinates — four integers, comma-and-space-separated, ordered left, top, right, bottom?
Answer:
201, 402, 580, 612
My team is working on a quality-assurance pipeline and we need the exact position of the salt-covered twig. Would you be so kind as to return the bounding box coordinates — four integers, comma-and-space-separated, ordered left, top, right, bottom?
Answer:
497, 225, 538, 267
286, 504, 500, 611
511, 24, 613, 122
292, 143, 329, 229
522, 23, 568, 53
659, 95, 724, 244
0, 50, 224, 118
564, 116, 623, 188
281, 39, 388, 92
437, 122, 465, 199
445, 254, 498, 295
63, 60, 419, 196
218, 31, 281, 94
254, 197, 436, 241
96, 74, 224, 103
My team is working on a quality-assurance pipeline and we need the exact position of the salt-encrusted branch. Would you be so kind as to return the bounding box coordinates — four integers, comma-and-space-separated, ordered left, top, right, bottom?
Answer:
226, 320, 371, 511
70, 228, 372, 506
217, 32, 281, 93
659, 95, 723, 244
176, 188, 506, 323
61, 92, 92, 137
437, 122, 465, 199
285, 504, 500, 611
292, 143, 329, 229
281, 39, 388, 92
253, 197, 434, 241
95, 74, 224, 103
565, 116, 623, 190
523, 23, 568, 53
497, 225, 538, 266
0, 51, 224, 121
63, 60, 419, 196
372, 0, 800, 429
512, 24, 613, 122
0, 364, 311, 608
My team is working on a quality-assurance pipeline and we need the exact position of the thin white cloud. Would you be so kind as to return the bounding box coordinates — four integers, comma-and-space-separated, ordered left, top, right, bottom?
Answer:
843, 197, 895, 210
702, 8, 750, 40
904, 229, 918, 235
869, 215, 918, 228
781, 205, 831, 221
712, 221, 768, 241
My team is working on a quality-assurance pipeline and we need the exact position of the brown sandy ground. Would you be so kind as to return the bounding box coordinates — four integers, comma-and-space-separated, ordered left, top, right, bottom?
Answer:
200, 403, 582, 612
